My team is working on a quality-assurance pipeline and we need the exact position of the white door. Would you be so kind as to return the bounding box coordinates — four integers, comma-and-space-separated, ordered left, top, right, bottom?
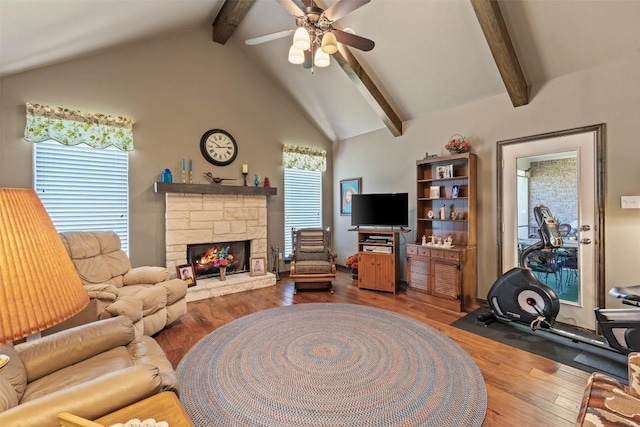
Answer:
500, 129, 602, 331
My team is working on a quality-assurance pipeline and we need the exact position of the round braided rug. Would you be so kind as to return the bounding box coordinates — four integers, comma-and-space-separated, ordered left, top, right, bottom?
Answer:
177, 303, 486, 426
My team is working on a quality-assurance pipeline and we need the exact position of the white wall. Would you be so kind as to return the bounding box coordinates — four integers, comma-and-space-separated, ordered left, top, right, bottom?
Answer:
0, 26, 334, 268
333, 55, 640, 305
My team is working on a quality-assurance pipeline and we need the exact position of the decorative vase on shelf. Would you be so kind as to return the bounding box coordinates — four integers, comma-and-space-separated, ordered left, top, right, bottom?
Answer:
445, 134, 471, 155
219, 266, 227, 281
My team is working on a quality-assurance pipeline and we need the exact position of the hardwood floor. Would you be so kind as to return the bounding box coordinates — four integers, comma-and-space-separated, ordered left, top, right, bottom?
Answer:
154, 271, 591, 426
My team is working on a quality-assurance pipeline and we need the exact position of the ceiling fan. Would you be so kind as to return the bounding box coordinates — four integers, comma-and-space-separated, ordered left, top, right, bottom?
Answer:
245, 0, 375, 70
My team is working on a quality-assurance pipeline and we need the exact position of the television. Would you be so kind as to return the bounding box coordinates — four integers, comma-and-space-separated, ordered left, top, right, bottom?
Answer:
351, 193, 409, 227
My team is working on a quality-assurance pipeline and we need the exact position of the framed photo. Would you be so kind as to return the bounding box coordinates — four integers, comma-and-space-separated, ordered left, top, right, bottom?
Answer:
250, 256, 267, 276
176, 263, 196, 287
429, 186, 440, 199
451, 185, 460, 198
340, 178, 361, 215
436, 166, 447, 179
445, 164, 454, 178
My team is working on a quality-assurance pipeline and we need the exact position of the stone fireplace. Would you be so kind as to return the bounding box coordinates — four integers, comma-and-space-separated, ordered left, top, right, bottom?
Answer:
159, 185, 276, 302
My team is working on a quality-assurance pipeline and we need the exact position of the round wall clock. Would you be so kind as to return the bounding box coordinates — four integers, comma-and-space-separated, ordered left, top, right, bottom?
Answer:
200, 129, 238, 166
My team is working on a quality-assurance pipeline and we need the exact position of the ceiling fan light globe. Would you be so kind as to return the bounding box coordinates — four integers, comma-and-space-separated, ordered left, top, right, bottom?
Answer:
321, 32, 338, 54
314, 49, 330, 67
293, 27, 311, 51
288, 45, 305, 64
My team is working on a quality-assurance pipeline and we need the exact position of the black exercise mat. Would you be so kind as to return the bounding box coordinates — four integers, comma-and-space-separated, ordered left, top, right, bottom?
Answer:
452, 307, 628, 382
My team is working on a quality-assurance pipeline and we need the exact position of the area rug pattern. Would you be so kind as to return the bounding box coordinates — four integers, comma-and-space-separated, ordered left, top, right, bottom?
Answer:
177, 303, 486, 426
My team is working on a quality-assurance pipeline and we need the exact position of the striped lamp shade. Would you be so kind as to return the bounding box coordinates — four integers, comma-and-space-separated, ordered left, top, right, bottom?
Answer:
0, 188, 88, 344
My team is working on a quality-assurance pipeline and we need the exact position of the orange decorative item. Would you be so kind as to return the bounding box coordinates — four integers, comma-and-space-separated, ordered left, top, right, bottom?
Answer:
445, 134, 471, 154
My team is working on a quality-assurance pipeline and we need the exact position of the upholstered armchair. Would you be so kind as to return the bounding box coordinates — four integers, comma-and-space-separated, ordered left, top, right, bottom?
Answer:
50, 231, 187, 337
0, 316, 178, 427
289, 227, 336, 294
575, 352, 640, 426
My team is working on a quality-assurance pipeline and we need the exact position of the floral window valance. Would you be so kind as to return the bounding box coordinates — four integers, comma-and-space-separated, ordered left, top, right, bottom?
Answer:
282, 144, 327, 171
24, 102, 135, 151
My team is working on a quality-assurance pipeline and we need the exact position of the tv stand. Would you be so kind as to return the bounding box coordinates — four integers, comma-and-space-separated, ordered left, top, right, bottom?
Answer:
354, 229, 400, 294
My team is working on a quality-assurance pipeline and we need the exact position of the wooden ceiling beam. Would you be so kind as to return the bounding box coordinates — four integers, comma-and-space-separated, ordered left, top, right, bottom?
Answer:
470, 0, 529, 107
212, 0, 257, 45
293, 0, 403, 136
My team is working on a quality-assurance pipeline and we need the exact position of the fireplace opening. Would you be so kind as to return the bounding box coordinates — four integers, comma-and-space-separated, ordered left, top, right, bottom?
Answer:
187, 240, 251, 279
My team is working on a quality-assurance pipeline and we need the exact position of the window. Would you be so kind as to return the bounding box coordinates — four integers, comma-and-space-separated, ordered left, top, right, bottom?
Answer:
284, 167, 322, 258
33, 140, 130, 252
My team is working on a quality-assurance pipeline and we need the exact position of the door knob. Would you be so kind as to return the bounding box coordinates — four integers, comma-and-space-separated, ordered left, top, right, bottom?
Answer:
580, 238, 592, 245
580, 225, 591, 232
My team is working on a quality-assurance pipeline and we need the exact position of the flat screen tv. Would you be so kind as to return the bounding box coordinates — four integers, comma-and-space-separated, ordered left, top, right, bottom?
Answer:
351, 193, 409, 228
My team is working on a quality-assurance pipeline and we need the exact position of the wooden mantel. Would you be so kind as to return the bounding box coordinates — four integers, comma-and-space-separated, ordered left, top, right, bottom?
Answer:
154, 182, 277, 196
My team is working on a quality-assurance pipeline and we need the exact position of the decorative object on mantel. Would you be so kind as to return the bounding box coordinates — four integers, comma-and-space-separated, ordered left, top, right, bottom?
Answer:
203, 172, 235, 185
445, 134, 471, 154
181, 158, 193, 184
263, 177, 271, 188
242, 164, 248, 186
254, 174, 260, 187
161, 168, 172, 183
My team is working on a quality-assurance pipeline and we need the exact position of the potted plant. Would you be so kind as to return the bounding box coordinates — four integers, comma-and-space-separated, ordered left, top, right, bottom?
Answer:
345, 254, 359, 279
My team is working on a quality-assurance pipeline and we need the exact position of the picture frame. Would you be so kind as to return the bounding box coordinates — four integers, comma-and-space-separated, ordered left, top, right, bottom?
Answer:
250, 256, 267, 276
445, 164, 454, 178
340, 178, 361, 215
429, 186, 440, 199
451, 185, 460, 198
176, 263, 196, 287
436, 166, 447, 179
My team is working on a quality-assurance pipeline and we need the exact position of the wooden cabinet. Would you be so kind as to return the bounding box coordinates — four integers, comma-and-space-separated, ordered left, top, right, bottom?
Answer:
406, 153, 477, 311
356, 229, 399, 294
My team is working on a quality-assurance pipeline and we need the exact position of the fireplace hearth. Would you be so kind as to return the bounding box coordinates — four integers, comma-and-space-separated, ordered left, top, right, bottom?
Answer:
187, 240, 250, 279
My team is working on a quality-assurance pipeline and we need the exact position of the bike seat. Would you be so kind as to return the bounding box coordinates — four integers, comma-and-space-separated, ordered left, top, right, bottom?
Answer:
610, 285, 640, 301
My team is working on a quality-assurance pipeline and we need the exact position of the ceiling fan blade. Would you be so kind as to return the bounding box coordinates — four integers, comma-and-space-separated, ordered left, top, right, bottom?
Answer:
332, 29, 375, 51
323, 0, 370, 22
303, 50, 312, 69
245, 29, 294, 46
276, 0, 305, 17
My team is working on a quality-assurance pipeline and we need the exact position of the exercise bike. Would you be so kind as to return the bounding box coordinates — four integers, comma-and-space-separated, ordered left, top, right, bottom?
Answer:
480, 205, 640, 355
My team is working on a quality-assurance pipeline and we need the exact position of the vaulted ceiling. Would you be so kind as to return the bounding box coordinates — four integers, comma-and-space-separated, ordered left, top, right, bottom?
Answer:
2, 0, 639, 142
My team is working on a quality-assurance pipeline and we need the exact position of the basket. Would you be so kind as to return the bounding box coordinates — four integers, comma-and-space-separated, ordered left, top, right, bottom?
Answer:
445, 134, 471, 154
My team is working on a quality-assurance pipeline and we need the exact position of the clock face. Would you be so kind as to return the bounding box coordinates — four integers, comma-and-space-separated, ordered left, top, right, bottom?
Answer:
200, 129, 238, 166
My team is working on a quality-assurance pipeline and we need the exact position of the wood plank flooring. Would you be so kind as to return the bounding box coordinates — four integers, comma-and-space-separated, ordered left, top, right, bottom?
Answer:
154, 271, 591, 426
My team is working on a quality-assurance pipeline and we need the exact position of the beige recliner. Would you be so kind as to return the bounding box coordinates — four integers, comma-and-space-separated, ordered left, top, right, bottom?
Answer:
0, 316, 178, 427
53, 231, 187, 336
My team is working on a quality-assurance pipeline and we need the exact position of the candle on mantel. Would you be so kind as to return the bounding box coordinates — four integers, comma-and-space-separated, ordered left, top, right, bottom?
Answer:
189, 159, 193, 172
242, 164, 248, 174
182, 158, 186, 172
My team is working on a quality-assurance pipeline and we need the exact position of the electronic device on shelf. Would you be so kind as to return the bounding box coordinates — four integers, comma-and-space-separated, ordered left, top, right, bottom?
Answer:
362, 246, 393, 253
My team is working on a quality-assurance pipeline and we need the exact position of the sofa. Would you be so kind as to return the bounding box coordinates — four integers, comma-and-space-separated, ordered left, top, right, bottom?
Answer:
51, 231, 188, 336
0, 316, 178, 427
575, 352, 640, 426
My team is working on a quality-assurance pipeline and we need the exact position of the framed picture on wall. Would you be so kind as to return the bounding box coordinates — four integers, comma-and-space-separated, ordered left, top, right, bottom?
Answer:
250, 257, 267, 276
176, 263, 196, 287
340, 178, 362, 215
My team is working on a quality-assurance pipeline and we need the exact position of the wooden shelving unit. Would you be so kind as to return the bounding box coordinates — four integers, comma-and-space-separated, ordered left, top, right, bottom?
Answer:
406, 153, 477, 312
356, 229, 400, 294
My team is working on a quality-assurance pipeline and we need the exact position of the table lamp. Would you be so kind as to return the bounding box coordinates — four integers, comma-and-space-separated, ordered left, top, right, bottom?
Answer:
0, 188, 89, 368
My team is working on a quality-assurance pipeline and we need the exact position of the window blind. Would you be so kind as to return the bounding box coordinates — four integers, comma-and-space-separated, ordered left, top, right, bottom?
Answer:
33, 140, 129, 252
283, 167, 322, 258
